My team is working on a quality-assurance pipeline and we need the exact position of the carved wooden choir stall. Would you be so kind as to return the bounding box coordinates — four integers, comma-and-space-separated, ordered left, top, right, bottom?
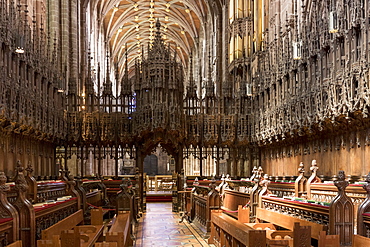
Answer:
0, 161, 137, 247
176, 161, 370, 247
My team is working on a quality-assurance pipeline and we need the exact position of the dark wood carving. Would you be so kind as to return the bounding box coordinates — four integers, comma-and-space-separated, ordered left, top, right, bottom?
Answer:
25, 162, 37, 203
116, 178, 133, 212
293, 222, 311, 247
12, 161, 35, 247
357, 172, 370, 237
329, 171, 354, 246
307, 160, 322, 199
250, 166, 263, 222
60, 170, 80, 209
74, 176, 87, 213
0, 171, 19, 244
295, 162, 307, 198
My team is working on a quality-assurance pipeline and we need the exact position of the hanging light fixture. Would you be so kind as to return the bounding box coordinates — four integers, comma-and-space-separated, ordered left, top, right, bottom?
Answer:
329, 11, 338, 33
15, 34, 25, 54
293, 41, 302, 60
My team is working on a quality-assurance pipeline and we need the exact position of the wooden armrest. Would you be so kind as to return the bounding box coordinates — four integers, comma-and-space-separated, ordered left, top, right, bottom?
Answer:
95, 242, 118, 247
245, 223, 276, 230
60, 230, 90, 247
267, 239, 290, 247
6, 241, 22, 247
37, 236, 60, 247
269, 230, 293, 240
76, 225, 98, 234
353, 235, 370, 247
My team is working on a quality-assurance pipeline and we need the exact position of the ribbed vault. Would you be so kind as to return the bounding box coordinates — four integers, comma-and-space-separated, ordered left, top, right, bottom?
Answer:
90, 0, 216, 78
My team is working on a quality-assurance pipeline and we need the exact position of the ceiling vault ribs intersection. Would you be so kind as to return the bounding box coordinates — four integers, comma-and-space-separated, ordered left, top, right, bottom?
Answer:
92, 0, 209, 80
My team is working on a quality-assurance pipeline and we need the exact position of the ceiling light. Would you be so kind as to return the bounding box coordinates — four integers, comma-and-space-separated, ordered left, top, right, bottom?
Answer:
150, 2, 154, 7
165, 16, 169, 21
166, 3, 170, 8
118, 27, 123, 32
150, 23, 154, 28
185, 8, 190, 13
135, 16, 139, 21
15, 46, 24, 54
149, 8, 154, 13
113, 6, 119, 12
134, 4, 138, 11
166, 8, 170, 12
181, 30, 185, 34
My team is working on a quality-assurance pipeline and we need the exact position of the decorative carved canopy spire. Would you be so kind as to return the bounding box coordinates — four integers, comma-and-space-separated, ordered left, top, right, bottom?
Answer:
186, 53, 197, 98
103, 50, 113, 96
148, 18, 169, 60
121, 46, 132, 96
205, 47, 215, 98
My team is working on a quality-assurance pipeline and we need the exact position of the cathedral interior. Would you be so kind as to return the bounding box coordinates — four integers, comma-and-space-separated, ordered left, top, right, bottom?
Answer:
1, 0, 370, 246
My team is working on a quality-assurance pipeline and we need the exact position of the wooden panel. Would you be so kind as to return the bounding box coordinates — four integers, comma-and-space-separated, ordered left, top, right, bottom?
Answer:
256, 208, 324, 239
6, 240, 22, 247
210, 211, 266, 246
353, 234, 370, 247
41, 209, 84, 240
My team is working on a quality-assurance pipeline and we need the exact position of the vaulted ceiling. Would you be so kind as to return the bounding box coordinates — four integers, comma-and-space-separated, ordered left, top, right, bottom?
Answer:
90, 0, 220, 77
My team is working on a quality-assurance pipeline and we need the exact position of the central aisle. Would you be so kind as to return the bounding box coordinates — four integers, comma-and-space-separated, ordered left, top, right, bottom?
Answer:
134, 202, 211, 246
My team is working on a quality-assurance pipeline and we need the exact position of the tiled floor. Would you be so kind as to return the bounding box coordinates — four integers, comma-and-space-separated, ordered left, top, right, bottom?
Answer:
134, 202, 211, 247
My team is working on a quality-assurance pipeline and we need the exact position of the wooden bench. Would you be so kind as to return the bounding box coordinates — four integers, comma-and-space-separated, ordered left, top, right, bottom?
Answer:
90, 207, 110, 225
6, 240, 22, 247
318, 231, 339, 247
105, 211, 132, 247
60, 225, 104, 247
353, 234, 370, 247
40, 209, 84, 240
256, 207, 325, 240
208, 210, 266, 247
37, 209, 84, 246
95, 242, 117, 247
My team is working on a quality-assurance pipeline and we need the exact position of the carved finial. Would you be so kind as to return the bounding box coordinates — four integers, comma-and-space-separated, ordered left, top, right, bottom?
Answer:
298, 162, 305, 174
120, 178, 130, 193
261, 174, 270, 188
334, 170, 349, 191
15, 160, 23, 173
310, 160, 318, 173
25, 162, 33, 175
362, 172, 370, 193
257, 166, 264, 179
0, 172, 9, 191
13, 161, 28, 192
365, 172, 370, 183
193, 177, 199, 185
209, 176, 216, 190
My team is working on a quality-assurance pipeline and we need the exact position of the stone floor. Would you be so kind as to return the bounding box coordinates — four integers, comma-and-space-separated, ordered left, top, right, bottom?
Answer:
134, 202, 212, 247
